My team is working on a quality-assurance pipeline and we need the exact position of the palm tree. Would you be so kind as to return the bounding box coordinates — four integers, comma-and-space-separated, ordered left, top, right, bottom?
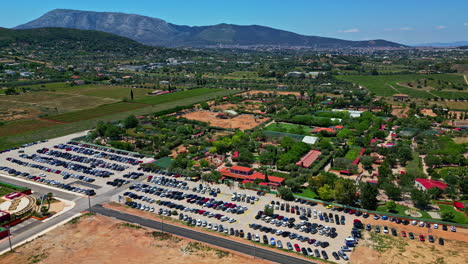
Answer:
46, 192, 54, 211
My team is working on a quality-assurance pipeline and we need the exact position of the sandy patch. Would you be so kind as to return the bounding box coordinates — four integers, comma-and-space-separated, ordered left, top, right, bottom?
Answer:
420, 108, 437, 117
351, 229, 468, 264
182, 110, 269, 130
391, 106, 409, 118
0, 213, 272, 264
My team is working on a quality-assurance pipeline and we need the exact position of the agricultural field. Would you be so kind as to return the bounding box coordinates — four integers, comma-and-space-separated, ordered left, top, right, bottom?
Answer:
182, 110, 269, 130
44, 102, 149, 123
336, 74, 468, 99
135, 88, 230, 105
0, 119, 56, 137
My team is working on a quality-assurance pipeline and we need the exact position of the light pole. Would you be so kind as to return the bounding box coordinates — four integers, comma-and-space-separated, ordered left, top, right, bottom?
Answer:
7, 226, 13, 252
88, 195, 92, 212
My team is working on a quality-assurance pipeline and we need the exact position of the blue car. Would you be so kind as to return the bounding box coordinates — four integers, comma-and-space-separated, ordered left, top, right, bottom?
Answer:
270, 238, 276, 246
382, 215, 388, 220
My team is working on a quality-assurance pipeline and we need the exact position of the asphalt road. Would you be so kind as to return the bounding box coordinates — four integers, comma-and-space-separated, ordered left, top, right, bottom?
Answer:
92, 204, 319, 264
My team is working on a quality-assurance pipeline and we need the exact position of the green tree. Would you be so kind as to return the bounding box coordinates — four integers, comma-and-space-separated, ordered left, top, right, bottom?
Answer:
130, 89, 134, 100
124, 115, 139, 128
285, 178, 302, 193
383, 183, 402, 200
360, 183, 379, 210
410, 189, 430, 208
278, 186, 294, 201
386, 200, 397, 212
334, 179, 356, 205
264, 205, 274, 216
441, 211, 454, 222
428, 187, 443, 199
317, 184, 334, 201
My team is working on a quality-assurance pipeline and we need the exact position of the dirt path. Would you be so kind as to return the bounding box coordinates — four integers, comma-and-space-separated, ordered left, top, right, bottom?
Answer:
386, 84, 401, 93
464, 75, 468, 85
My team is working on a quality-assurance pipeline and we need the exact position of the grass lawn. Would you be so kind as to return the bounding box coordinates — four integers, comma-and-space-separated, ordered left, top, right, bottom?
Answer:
0, 186, 17, 196
344, 146, 361, 161
377, 203, 432, 220
297, 188, 318, 199
45, 102, 149, 123
405, 151, 426, 178
438, 204, 468, 224
135, 88, 227, 105
265, 122, 311, 136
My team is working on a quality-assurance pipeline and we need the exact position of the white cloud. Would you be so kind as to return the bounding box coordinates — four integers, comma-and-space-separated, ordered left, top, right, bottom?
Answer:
384, 27, 413, 32
399, 27, 413, 31
436, 25, 446, 29
338, 28, 360, 33
464, 23, 468, 26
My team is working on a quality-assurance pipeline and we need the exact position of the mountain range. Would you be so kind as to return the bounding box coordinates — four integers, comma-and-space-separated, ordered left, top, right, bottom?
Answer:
15, 9, 405, 49
412, 41, 468, 48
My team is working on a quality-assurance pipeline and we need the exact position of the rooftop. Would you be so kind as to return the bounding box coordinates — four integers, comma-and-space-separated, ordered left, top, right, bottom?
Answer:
415, 178, 448, 190
296, 150, 322, 168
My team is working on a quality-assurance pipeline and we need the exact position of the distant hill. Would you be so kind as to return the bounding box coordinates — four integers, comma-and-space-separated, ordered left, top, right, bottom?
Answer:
0, 27, 149, 51
15, 9, 406, 49
412, 41, 468, 47
0, 27, 196, 63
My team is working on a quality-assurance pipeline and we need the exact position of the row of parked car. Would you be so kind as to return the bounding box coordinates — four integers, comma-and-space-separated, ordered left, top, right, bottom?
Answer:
61, 141, 144, 165
156, 199, 238, 223
6, 157, 96, 183
0, 140, 47, 154
18, 153, 114, 177
37, 148, 129, 171
0, 165, 96, 196
365, 224, 445, 245
150, 176, 190, 190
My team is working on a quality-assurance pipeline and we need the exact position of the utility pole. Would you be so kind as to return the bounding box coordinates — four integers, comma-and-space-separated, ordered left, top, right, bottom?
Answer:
88, 195, 92, 212
7, 226, 13, 252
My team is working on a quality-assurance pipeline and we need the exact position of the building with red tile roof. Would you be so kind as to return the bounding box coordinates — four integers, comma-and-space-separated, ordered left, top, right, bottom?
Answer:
296, 150, 322, 168
453, 201, 465, 210
414, 178, 447, 191
219, 166, 285, 188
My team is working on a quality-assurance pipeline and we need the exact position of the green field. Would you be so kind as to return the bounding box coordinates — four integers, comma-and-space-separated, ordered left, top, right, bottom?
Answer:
265, 122, 311, 136
0, 119, 56, 137
297, 188, 318, 199
438, 204, 468, 224
0, 89, 238, 150
135, 88, 226, 105
344, 146, 361, 160
44, 102, 149, 123
405, 152, 425, 178
336, 74, 468, 99
53, 85, 153, 99
377, 203, 432, 220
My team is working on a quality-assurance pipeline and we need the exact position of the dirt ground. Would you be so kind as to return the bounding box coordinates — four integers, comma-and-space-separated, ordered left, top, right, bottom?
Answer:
182, 110, 269, 130
420, 108, 437, 117
211, 101, 263, 113
351, 229, 468, 264
391, 106, 409, 118
0, 213, 273, 264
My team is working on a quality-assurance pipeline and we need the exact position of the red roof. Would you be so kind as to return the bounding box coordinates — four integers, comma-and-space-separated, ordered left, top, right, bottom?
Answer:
335, 125, 344, 129
71, 75, 80, 79
454, 202, 465, 209
230, 166, 252, 173
415, 178, 447, 190
352, 158, 360, 165
296, 150, 322, 168
232, 151, 239, 158
245, 173, 285, 183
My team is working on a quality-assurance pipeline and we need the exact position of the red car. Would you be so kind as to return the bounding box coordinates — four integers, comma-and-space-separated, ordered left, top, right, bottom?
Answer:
419, 235, 425, 242
401, 231, 407, 237
294, 244, 301, 252
277, 215, 284, 220
349, 210, 356, 214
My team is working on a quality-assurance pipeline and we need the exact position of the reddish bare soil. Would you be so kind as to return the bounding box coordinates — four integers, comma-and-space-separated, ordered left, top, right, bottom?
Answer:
240, 90, 301, 96
0, 213, 273, 264
182, 110, 269, 130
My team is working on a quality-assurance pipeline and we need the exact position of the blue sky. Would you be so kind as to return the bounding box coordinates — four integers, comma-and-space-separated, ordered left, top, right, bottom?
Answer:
1, 0, 467, 45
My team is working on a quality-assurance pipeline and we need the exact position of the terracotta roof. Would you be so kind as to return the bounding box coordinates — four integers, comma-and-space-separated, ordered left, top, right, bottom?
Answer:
230, 166, 253, 173
454, 201, 465, 209
296, 150, 322, 168
415, 178, 447, 190
245, 172, 285, 183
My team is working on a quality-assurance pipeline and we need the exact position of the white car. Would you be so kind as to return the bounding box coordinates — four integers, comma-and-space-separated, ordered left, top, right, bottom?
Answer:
433, 224, 438, 229
451, 226, 456, 232
207, 223, 212, 229
419, 221, 425, 227
254, 234, 260, 242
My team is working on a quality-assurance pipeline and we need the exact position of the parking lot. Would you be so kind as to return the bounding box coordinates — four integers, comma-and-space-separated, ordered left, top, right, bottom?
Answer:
112, 171, 363, 263
0, 132, 152, 196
